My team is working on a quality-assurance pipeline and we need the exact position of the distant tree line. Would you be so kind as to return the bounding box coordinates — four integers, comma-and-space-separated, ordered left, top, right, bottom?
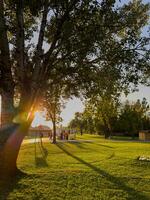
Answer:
68, 98, 150, 139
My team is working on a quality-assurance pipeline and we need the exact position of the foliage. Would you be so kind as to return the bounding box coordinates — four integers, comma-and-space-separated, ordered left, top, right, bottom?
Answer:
44, 85, 66, 125
114, 98, 150, 137
84, 95, 119, 137
69, 112, 86, 135
69, 95, 119, 138
68, 98, 150, 138
43, 84, 67, 143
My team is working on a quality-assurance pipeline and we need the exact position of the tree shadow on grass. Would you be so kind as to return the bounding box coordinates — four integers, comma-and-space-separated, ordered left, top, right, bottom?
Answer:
56, 143, 149, 200
34, 140, 48, 168
92, 142, 114, 149
0, 170, 32, 200
35, 157, 48, 167
68, 141, 90, 150
0, 172, 42, 200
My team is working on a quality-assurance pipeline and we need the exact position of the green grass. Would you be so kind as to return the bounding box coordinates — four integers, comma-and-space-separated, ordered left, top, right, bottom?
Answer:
1, 134, 150, 200
110, 136, 139, 140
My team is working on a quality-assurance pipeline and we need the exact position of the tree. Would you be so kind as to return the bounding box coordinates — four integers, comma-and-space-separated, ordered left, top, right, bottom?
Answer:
81, 110, 96, 134
83, 95, 119, 138
0, 0, 149, 177
44, 85, 66, 144
69, 112, 86, 135
115, 98, 150, 138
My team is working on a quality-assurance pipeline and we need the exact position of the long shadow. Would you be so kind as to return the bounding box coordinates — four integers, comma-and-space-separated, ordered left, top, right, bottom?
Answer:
34, 139, 48, 168
71, 141, 114, 150
0, 139, 48, 199
38, 139, 48, 158
56, 143, 149, 200
92, 142, 114, 149
0, 172, 41, 200
68, 141, 90, 150
0, 171, 30, 200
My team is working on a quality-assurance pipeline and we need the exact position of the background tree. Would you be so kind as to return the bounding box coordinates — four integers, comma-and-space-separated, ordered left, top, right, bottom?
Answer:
0, 0, 149, 177
114, 98, 150, 138
81, 109, 96, 134
69, 112, 86, 135
44, 84, 66, 144
83, 95, 119, 138
69, 98, 150, 138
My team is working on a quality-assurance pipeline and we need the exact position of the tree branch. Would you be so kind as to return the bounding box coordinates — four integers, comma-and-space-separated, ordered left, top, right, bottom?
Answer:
36, 2, 49, 56
16, 0, 25, 82
0, 0, 11, 69
43, 0, 79, 65
0, 0, 14, 96
31, 1, 49, 88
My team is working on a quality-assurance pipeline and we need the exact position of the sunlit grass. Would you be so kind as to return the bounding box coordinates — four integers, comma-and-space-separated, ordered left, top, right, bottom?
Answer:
1, 134, 150, 200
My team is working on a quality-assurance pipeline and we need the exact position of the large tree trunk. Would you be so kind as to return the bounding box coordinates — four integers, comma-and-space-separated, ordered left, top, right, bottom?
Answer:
1, 92, 15, 127
52, 120, 56, 144
0, 91, 35, 178
0, 122, 30, 179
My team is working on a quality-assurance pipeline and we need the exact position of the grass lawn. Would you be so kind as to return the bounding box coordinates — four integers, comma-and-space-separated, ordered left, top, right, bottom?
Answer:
110, 136, 139, 140
0, 134, 150, 200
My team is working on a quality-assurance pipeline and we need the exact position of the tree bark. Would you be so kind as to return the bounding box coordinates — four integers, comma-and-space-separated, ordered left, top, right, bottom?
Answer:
0, 92, 35, 179
0, 122, 30, 179
52, 120, 56, 144
0, 0, 15, 127
1, 92, 15, 127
